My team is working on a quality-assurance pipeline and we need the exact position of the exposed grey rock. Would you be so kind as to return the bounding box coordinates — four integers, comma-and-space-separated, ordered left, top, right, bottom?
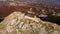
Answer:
0, 12, 60, 34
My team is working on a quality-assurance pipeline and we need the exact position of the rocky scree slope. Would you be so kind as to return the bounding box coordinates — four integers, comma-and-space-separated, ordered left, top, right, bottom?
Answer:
0, 12, 60, 34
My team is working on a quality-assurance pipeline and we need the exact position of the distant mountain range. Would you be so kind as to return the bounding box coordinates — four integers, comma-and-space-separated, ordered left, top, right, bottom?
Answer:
0, 0, 60, 18
0, 0, 60, 4
37, 0, 60, 4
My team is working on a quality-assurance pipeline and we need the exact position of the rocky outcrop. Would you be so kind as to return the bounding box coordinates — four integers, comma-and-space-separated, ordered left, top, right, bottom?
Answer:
0, 12, 60, 34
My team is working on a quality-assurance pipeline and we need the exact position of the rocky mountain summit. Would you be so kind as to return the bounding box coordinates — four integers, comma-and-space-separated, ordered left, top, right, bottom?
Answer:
0, 11, 60, 34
